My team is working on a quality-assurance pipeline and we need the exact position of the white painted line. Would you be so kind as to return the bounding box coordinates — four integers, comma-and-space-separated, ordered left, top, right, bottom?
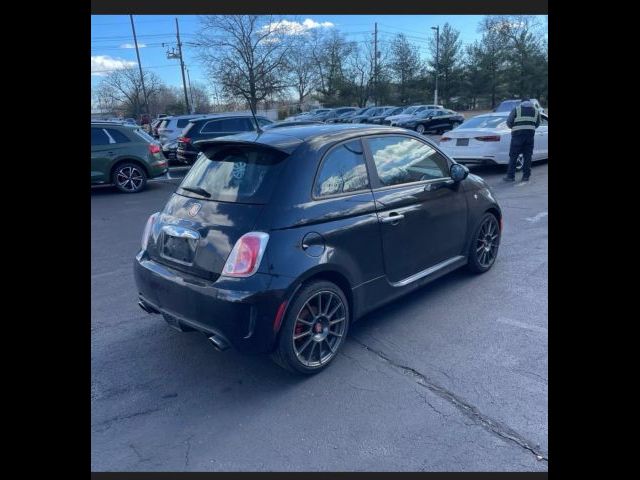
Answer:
525, 212, 548, 223
496, 317, 547, 335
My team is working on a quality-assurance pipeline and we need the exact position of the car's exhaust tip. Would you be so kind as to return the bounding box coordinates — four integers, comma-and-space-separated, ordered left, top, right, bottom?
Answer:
138, 300, 159, 314
207, 333, 230, 352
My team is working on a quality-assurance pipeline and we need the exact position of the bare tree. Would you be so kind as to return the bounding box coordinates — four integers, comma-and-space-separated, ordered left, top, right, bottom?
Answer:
285, 37, 319, 111
345, 41, 372, 107
310, 29, 354, 105
188, 81, 212, 113
95, 68, 163, 117
197, 15, 293, 112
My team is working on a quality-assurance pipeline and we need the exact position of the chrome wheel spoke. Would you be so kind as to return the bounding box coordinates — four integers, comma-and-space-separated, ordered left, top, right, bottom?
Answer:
329, 317, 345, 325
293, 330, 311, 340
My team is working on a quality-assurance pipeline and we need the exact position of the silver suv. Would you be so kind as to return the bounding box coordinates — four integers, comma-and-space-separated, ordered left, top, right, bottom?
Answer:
156, 115, 205, 145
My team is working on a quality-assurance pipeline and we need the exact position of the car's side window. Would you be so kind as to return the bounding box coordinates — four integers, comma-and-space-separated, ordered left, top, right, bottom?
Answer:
314, 140, 370, 197
366, 135, 449, 187
201, 119, 253, 134
91, 128, 110, 146
105, 128, 131, 143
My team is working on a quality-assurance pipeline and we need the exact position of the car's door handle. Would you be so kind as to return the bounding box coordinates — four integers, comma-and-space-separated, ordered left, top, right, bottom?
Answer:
380, 213, 405, 224
425, 179, 454, 191
107, 151, 115, 156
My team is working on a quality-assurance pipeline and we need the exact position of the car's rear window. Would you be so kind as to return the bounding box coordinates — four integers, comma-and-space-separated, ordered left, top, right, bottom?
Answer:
176, 119, 192, 128
159, 120, 169, 129
496, 101, 519, 112
178, 144, 288, 204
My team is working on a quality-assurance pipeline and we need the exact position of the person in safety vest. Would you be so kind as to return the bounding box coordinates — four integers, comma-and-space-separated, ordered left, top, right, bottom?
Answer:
503, 98, 541, 182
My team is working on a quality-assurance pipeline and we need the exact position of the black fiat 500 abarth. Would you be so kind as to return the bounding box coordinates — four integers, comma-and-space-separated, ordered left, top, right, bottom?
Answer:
134, 124, 502, 374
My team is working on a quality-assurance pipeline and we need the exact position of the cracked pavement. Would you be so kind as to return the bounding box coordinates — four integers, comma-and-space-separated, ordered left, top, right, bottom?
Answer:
92, 160, 548, 471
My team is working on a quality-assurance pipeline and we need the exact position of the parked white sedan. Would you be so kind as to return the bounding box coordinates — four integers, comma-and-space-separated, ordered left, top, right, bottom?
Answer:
439, 111, 548, 171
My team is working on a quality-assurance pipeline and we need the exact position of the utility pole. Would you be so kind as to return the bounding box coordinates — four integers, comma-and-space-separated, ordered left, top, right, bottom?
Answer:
186, 67, 195, 114
175, 17, 191, 114
431, 25, 439, 106
129, 15, 148, 116
373, 22, 378, 107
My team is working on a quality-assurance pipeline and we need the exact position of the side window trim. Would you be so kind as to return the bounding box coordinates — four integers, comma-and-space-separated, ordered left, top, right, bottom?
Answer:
311, 137, 372, 200
361, 133, 453, 191
103, 128, 116, 144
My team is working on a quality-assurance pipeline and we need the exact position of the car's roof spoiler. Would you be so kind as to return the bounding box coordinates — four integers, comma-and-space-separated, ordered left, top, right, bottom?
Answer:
193, 136, 302, 156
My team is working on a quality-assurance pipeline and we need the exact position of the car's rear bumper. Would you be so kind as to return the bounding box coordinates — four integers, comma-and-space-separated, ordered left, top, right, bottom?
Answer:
134, 252, 294, 353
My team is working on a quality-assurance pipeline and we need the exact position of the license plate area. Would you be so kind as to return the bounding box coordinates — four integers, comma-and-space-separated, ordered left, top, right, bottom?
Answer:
456, 138, 469, 146
160, 225, 200, 265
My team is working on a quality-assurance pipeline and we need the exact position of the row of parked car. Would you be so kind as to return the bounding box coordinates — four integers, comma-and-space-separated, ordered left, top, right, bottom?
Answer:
92, 99, 547, 194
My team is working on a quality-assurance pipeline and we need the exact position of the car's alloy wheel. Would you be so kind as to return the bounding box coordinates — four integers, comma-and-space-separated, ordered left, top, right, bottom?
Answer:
515, 154, 524, 171
272, 280, 349, 374
292, 290, 347, 368
416, 124, 425, 134
467, 213, 500, 273
113, 164, 147, 193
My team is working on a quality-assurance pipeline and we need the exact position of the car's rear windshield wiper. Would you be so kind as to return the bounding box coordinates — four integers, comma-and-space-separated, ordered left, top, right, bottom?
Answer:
180, 186, 211, 198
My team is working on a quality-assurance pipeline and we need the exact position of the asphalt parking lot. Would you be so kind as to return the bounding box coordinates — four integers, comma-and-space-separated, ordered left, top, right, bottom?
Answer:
91, 153, 548, 471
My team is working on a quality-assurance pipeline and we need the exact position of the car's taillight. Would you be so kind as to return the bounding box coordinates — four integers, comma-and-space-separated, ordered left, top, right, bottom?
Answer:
141, 212, 160, 251
148, 144, 161, 154
179, 137, 191, 144
475, 135, 501, 142
440, 137, 452, 142
222, 232, 270, 278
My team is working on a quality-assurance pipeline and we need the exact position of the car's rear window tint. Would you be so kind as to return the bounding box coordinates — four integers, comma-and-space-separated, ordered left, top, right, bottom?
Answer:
178, 145, 288, 204
176, 119, 192, 128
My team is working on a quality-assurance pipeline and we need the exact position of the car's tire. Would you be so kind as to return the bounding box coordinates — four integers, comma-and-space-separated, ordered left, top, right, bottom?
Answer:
271, 280, 350, 375
112, 162, 147, 193
416, 124, 426, 134
467, 212, 501, 274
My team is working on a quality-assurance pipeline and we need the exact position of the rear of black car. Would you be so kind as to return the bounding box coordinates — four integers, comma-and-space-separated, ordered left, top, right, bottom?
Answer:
134, 141, 294, 353
176, 116, 267, 165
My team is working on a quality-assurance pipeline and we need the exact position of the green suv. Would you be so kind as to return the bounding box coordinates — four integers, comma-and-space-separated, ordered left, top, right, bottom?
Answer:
91, 122, 168, 193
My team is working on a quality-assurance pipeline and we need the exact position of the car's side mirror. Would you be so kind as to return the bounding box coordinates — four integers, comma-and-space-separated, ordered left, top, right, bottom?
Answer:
450, 163, 469, 182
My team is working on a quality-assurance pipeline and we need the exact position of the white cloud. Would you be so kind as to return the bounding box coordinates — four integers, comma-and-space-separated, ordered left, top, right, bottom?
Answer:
261, 18, 334, 36
91, 55, 137, 76
120, 43, 147, 49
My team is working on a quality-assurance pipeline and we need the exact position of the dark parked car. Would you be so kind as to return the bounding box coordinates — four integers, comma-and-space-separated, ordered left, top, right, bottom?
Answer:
313, 107, 358, 122
91, 122, 168, 193
363, 106, 405, 124
394, 109, 465, 134
348, 106, 390, 124
328, 108, 368, 123
134, 124, 502, 374
263, 120, 324, 129
176, 114, 273, 164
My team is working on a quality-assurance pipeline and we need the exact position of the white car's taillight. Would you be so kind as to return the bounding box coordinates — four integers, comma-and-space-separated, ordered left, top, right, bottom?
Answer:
141, 212, 159, 251
222, 232, 270, 278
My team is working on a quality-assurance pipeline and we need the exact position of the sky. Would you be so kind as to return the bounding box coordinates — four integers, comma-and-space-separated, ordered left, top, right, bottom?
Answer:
91, 14, 547, 91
